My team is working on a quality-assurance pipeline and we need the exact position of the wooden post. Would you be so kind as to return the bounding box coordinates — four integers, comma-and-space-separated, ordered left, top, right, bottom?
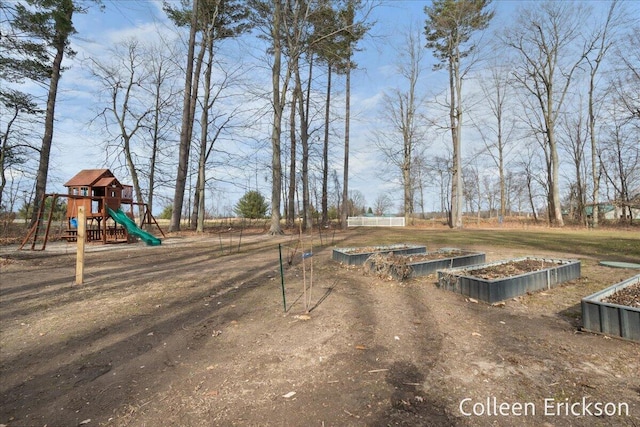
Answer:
76, 206, 86, 285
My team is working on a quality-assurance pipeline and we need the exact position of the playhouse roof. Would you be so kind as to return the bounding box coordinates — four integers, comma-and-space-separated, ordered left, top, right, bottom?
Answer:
94, 176, 123, 188
64, 169, 115, 187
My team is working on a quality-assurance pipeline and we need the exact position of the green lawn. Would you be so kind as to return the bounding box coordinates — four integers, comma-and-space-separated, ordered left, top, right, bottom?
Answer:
337, 227, 640, 263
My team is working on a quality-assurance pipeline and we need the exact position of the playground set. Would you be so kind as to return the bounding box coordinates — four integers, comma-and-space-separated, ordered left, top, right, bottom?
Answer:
21, 169, 163, 250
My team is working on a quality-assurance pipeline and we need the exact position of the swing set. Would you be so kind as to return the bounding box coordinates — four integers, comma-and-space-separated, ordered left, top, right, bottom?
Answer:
20, 169, 164, 250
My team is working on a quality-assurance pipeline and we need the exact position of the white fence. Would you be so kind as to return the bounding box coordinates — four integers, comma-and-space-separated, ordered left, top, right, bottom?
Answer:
347, 216, 405, 227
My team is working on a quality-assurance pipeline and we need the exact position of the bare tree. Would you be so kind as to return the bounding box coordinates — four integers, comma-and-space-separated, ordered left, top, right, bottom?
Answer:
346, 189, 365, 216
600, 110, 639, 222
502, 1, 593, 227
376, 26, 428, 226
412, 152, 430, 218
140, 39, 183, 216
558, 104, 588, 224
586, 1, 623, 228
0, 90, 42, 211
373, 192, 392, 216
429, 154, 452, 218
482, 173, 499, 218
89, 39, 153, 215
605, 27, 640, 221
613, 27, 640, 124
514, 145, 544, 222
462, 162, 480, 220
469, 63, 518, 219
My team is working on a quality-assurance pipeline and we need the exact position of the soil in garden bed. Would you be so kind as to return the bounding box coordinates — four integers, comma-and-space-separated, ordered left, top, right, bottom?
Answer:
339, 244, 417, 254
602, 282, 640, 308
457, 259, 564, 280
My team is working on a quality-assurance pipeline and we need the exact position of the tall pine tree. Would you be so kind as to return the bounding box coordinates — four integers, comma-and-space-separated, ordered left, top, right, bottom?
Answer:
4, 0, 88, 225
424, 0, 493, 228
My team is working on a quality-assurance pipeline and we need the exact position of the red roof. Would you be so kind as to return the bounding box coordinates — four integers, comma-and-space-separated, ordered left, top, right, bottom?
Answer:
64, 169, 114, 187
94, 177, 122, 188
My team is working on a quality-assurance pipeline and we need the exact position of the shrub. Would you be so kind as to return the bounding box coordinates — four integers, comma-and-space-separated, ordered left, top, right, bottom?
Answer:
234, 191, 269, 219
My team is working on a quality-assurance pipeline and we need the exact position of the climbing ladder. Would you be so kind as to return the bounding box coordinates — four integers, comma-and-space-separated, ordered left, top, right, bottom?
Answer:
19, 194, 58, 251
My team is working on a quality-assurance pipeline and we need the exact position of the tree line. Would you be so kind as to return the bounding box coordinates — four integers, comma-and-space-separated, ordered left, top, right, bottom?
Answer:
1, 0, 638, 233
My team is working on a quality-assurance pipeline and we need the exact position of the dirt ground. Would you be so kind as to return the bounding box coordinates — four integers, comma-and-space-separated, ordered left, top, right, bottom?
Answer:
1, 228, 639, 427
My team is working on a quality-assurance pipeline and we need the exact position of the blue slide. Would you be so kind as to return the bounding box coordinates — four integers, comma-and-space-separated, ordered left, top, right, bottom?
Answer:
107, 207, 161, 246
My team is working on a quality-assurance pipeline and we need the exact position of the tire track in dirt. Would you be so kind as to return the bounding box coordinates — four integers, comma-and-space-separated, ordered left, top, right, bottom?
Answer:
0, 241, 288, 427
356, 277, 454, 426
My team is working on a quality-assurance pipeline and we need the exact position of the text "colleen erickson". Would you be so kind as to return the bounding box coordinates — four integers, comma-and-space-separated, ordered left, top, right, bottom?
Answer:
459, 397, 630, 417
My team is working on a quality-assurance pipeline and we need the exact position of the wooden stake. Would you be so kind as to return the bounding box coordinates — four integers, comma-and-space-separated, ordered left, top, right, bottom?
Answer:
309, 238, 313, 309
76, 206, 86, 285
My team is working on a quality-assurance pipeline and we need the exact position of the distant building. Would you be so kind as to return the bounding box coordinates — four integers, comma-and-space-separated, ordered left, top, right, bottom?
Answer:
585, 188, 640, 221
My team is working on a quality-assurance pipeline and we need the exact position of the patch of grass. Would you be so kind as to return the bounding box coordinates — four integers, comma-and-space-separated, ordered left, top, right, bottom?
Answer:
343, 227, 640, 263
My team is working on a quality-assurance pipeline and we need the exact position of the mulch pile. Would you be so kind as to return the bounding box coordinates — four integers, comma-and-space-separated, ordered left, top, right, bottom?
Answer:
602, 282, 640, 308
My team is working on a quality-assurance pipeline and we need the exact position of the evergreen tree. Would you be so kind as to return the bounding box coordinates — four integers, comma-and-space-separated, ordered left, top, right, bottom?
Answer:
424, 0, 494, 228
234, 191, 269, 219
3, 0, 91, 226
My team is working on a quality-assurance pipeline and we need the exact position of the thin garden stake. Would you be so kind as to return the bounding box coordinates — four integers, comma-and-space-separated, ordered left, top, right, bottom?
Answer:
306, 236, 313, 309
279, 243, 286, 312
237, 219, 244, 253
299, 220, 307, 312
302, 248, 307, 312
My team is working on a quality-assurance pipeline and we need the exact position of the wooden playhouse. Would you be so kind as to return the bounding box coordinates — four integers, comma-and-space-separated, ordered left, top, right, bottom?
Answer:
21, 169, 163, 250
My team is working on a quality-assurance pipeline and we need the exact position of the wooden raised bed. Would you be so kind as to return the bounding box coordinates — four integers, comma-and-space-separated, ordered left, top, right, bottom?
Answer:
437, 257, 581, 303
364, 248, 486, 281
581, 274, 640, 342
332, 244, 426, 266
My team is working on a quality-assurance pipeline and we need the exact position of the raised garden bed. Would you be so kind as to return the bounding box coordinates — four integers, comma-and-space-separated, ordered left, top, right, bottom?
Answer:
364, 248, 486, 280
332, 244, 426, 266
581, 274, 640, 342
437, 257, 581, 303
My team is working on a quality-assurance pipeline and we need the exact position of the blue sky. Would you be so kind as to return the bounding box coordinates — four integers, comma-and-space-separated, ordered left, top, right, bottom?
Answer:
13, 0, 634, 216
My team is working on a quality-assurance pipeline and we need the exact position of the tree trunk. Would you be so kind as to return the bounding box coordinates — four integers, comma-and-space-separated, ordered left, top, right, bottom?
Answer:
122, 135, 144, 215
169, 0, 199, 232
589, 98, 600, 228
321, 64, 331, 226
402, 106, 412, 225
449, 52, 463, 229
548, 130, 564, 226
1, 104, 20, 211
340, 63, 351, 228
268, 0, 284, 235
298, 58, 312, 231
191, 173, 201, 228
497, 113, 505, 219
287, 95, 296, 227
32, 1, 73, 227
526, 174, 538, 222
196, 27, 215, 233
148, 81, 161, 217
